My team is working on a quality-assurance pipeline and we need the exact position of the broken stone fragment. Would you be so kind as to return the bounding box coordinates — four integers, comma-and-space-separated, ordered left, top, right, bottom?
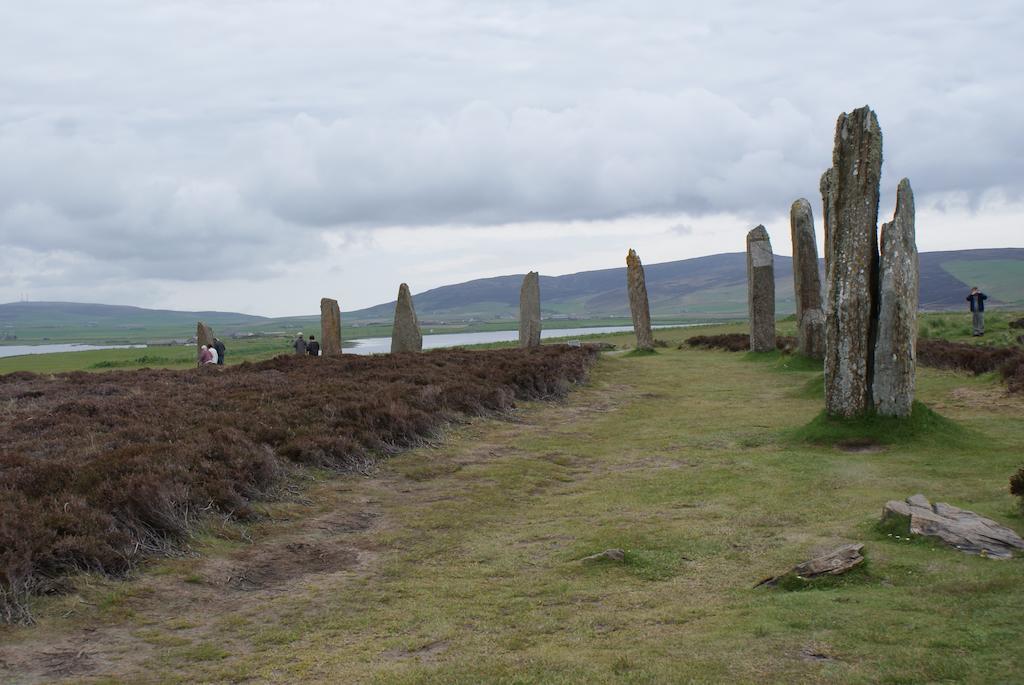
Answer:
882, 494, 1024, 559
581, 548, 625, 563
756, 543, 865, 587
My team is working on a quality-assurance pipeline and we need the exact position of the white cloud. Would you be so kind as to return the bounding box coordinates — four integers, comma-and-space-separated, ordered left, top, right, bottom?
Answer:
0, 1, 1021, 313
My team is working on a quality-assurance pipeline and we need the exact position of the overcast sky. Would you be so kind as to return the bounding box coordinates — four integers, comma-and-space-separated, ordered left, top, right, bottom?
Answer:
1, 1, 1021, 316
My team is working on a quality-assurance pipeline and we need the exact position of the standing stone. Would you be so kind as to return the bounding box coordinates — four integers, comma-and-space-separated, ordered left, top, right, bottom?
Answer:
391, 283, 422, 353
790, 199, 825, 359
822, 106, 883, 417
320, 297, 342, 356
745, 226, 776, 352
873, 179, 917, 417
625, 249, 654, 351
196, 321, 215, 358
519, 271, 541, 349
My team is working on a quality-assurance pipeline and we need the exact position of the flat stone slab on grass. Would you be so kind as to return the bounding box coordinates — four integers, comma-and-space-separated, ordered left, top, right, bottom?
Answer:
757, 543, 865, 587
883, 494, 1024, 559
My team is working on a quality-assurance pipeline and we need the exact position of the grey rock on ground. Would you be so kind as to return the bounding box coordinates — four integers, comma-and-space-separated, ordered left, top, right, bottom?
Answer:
581, 549, 625, 563
320, 297, 342, 356
873, 179, 918, 416
822, 106, 883, 417
519, 271, 541, 348
391, 283, 423, 353
746, 225, 776, 352
626, 249, 654, 351
757, 543, 865, 587
196, 321, 215, 357
882, 494, 1024, 559
790, 199, 825, 359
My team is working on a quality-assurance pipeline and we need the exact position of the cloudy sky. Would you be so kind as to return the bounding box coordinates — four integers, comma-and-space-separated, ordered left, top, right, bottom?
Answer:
1, 1, 1021, 316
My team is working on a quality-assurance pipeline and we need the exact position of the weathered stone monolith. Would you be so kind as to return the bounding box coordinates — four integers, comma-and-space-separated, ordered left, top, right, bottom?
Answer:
519, 271, 541, 348
790, 199, 825, 359
626, 249, 654, 351
391, 283, 422, 353
320, 297, 342, 356
196, 321, 215, 357
746, 225, 776, 352
822, 106, 883, 417
873, 179, 917, 417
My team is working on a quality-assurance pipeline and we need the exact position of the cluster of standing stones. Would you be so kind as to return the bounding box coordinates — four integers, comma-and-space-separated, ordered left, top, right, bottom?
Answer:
195, 105, 914, 423
745, 105, 918, 418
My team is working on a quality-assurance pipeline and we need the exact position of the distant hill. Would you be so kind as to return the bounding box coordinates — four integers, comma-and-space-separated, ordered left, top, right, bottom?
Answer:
2, 248, 1020, 343
350, 248, 1024, 321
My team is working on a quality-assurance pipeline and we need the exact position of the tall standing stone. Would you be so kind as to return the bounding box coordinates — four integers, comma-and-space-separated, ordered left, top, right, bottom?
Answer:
746, 225, 776, 352
320, 297, 342, 356
822, 106, 883, 417
391, 283, 423, 353
790, 199, 825, 359
519, 271, 541, 348
626, 249, 654, 351
196, 321, 215, 357
873, 179, 917, 417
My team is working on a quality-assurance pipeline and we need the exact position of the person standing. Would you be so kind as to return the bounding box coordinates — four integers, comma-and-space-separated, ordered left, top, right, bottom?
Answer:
213, 337, 226, 365
966, 287, 988, 336
306, 335, 321, 357
293, 333, 307, 355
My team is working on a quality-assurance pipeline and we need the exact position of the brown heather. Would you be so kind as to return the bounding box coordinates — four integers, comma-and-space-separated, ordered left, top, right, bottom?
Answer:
686, 335, 1023, 394
0, 346, 596, 622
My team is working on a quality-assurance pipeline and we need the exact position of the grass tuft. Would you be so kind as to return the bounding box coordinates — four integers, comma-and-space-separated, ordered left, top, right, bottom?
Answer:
789, 401, 968, 447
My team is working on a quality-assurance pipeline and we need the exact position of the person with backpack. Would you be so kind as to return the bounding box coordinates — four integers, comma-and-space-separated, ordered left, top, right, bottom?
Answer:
966, 287, 989, 336
306, 335, 321, 357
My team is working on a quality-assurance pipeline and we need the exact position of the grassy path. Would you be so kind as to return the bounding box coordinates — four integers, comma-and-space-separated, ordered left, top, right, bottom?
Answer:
2, 339, 1024, 683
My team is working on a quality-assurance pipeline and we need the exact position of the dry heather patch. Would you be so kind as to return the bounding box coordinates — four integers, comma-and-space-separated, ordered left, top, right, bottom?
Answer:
685, 334, 1024, 393
0, 346, 597, 622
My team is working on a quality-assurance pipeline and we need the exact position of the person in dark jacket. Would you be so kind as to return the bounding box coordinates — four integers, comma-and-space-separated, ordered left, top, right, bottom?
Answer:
966, 287, 988, 336
212, 337, 226, 365
294, 333, 307, 355
306, 335, 321, 357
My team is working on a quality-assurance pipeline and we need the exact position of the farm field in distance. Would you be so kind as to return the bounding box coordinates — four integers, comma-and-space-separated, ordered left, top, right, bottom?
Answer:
1, 321, 1023, 683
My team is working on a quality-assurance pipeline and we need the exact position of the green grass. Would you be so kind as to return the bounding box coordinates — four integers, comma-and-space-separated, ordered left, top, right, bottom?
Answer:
3, 322, 1024, 683
942, 260, 1024, 306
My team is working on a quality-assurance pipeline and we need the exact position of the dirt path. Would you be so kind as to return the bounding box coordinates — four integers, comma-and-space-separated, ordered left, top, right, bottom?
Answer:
0, 373, 634, 684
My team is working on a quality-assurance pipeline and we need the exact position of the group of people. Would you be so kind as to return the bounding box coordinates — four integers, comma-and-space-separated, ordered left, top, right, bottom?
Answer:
198, 337, 226, 366
293, 333, 321, 356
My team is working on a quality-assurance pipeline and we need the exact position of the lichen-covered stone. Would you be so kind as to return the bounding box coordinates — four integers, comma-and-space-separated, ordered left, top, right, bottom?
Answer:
626, 249, 654, 351
746, 225, 776, 352
823, 106, 883, 417
196, 321, 215, 358
882, 494, 1024, 559
790, 199, 825, 359
320, 297, 342, 356
391, 283, 422, 353
873, 179, 917, 416
519, 271, 541, 349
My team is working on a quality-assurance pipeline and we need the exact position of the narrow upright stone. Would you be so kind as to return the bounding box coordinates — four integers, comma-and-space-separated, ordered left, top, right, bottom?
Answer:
196, 321, 215, 357
823, 106, 883, 417
746, 225, 776, 352
320, 297, 342, 356
391, 283, 422, 353
790, 199, 825, 359
519, 271, 541, 348
626, 249, 654, 351
873, 179, 918, 417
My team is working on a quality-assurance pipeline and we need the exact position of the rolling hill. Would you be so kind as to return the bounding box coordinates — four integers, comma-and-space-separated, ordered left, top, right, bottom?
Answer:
348, 247, 1024, 321
2, 248, 1020, 343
